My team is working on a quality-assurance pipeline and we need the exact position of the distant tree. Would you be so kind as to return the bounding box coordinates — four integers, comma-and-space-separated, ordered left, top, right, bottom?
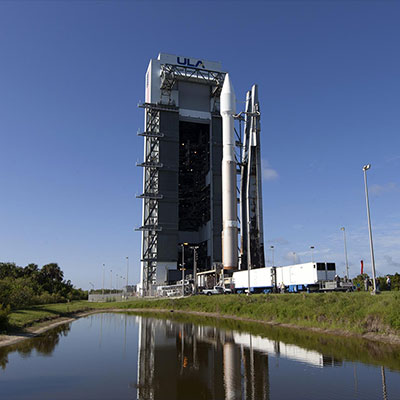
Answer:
23, 263, 39, 277
0, 263, 20, 279
41, 263, 63, 282
0, 261, 86, 309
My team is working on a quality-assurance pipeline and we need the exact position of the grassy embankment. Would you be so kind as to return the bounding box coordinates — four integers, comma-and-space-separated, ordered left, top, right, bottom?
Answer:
5, 291, 400, 337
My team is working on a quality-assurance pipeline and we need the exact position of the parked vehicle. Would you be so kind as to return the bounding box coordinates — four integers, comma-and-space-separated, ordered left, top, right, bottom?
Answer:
232, 262, 343, 294
232, 267, 275, 294
202, 286, 225, 296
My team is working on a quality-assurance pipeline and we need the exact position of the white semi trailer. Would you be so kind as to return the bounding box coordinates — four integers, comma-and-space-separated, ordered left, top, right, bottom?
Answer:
232, 267, 275, 293
232, 262, 340, 293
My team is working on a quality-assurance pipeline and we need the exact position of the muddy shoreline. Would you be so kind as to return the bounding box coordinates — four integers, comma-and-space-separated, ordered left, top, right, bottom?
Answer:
1, 307, 400, 349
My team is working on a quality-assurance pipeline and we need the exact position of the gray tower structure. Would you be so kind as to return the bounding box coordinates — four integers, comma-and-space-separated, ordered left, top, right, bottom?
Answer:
239, 85, 265, 270
137, 54, 226, 295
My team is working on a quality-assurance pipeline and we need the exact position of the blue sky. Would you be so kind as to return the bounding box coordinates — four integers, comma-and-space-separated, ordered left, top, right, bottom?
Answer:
1, 1, 399, 289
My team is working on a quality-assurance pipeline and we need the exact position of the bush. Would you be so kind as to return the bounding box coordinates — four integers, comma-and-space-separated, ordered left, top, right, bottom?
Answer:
32, 292, 65, 305
0, 262, 86, 309
0, 304, 10, 331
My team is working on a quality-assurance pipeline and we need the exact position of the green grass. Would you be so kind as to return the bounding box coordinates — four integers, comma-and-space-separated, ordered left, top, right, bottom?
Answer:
5, 291, 400, 336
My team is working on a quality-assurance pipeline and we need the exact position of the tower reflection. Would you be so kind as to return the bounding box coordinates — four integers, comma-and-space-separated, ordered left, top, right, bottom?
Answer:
136, 318, 273, 400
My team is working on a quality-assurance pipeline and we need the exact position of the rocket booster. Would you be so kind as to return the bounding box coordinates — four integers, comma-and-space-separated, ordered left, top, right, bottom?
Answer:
220, 74, 238, 270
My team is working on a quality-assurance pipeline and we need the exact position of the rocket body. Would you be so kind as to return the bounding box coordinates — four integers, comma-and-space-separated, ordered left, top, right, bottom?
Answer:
220, 74, 238, 270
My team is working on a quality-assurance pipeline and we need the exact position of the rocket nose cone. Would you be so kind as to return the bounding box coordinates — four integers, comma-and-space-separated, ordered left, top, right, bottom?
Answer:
222, 74, 234, 95
220, 74, 236, 114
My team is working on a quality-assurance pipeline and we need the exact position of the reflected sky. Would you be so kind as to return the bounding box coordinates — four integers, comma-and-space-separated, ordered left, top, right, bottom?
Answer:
1, 313, 399, 400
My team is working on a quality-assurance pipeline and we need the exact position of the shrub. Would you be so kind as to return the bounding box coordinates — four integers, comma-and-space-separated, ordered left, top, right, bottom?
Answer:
0, 304, 10, 331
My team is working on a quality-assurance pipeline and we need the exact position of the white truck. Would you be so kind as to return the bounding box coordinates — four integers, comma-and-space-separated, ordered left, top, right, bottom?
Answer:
232, 267, 274, 294
202, 286, 225, 296
232, 262, 340, 293
275, 262, 336, 292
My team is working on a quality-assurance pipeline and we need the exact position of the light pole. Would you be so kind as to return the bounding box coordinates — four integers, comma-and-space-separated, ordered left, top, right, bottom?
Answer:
363, 164, 377, 294
180, 243, 188, 296
126, 256, 129, 291
190, 245, 199, 295
110, 269, 113, 293
341, 227, 349, 280
270, 245, 274, 267
310, 246, 315, 263
121, 276, 126, 294
102, 264, 105, 295
247, 221, 251, 295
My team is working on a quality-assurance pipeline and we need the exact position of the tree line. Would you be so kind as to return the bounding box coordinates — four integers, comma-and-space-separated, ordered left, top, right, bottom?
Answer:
352, 273, 400, 291
0, 262, 87, 322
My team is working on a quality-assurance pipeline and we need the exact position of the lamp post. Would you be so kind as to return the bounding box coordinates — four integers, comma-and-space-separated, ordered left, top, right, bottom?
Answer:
341, 227, 349, 280
102, 264, 105, 295
190, 245, 199, 295
126, 256, 129, 291
121, 276, 126, 295
363, 164, 377, 294
310, 246, 315, 263
180, 243, 188, 296
270, 246, 275, 267
110, 270, 113, 293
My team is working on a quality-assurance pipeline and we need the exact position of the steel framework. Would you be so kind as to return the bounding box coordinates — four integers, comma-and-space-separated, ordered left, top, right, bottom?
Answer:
237, 85, 265, 270
136, 102, 178, 293
160, 63, 225, 100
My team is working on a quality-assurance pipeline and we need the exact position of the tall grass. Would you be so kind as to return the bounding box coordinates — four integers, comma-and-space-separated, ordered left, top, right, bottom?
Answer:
5, 292, 400, 336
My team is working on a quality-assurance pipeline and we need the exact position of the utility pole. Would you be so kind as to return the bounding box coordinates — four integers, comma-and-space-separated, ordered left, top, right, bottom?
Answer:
190, 246, 199, 295
270, 245, 274, 267
180, 243, 188, 296
126, 256, 129, 291
102, 264, 105, 295
341, 227, 349, 280
363, 164, 377, 294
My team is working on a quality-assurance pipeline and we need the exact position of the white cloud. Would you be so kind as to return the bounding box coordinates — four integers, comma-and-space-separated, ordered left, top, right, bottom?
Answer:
384, 255, 400, 269
262, 159, 279, 181
267, 237, 289, 245
369, 182, 398, 196
284, 251, 301, 264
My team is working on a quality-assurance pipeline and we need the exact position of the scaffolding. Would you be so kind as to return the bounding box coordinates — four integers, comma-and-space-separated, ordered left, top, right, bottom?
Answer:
136, 102, 178, 293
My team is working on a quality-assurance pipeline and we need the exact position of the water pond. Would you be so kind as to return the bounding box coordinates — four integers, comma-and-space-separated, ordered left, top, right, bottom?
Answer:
1, 313, 400, 399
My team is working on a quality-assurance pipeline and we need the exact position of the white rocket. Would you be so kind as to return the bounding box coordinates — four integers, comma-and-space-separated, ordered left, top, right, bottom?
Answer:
220, 74, 238, 270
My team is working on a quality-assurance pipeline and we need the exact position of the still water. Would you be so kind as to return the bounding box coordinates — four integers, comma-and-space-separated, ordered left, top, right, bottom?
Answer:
1, 313, 400, 400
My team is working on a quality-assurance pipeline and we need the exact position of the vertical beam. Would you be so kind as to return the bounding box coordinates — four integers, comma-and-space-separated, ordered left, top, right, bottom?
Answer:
239, 91, 251, 270
240, 85, 265, 270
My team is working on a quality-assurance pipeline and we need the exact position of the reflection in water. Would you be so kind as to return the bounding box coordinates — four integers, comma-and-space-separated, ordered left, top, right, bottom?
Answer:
382, 366, 388, 400
1, 314, 399, 400
135, 317, 398, 400
136, 318, 349, 400
0, 323, 71, 370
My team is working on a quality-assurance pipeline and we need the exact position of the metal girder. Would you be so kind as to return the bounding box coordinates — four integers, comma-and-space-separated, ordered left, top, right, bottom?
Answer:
239, 85, 265, 270
136, 225, 162, 232
136, 193, 163, 200
137, 131, 165, 138
160, 64, 225, 99
137, 102, 165, 292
